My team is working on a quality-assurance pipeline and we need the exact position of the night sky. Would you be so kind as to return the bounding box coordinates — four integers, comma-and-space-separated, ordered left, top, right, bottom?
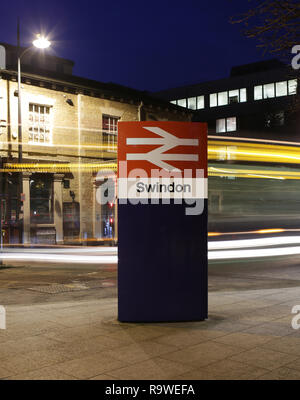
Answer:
0, 0, 273, 92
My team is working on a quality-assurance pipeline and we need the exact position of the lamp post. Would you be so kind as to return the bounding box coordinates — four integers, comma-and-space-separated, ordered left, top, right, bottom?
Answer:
16, 20, 51, 243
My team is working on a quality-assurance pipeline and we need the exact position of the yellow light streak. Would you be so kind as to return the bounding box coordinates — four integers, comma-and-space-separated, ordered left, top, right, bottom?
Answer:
208, 166, 300, 180
2, 162, 117, 173
208, 228, 287, 237
3, 139, 300, 174
2, 138, 300, 164
208, 140, 300, 164
256, 228, 285, 234
0, 141, 117, 152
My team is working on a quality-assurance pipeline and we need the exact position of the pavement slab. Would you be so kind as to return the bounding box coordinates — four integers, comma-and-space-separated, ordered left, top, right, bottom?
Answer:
0, 257, 300, 380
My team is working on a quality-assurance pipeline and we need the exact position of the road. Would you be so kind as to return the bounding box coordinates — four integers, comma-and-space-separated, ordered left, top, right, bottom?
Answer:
1, 240, 300, 307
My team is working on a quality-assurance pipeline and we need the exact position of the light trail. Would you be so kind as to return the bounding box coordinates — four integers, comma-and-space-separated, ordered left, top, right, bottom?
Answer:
208, 228, 287, 237
208, 231, 300, 260
0, 253, 117, 264
208, 135, 300, 147
4, 233, 300, 263
1, 247, 117, 254
208, 236, 300, 250
208, 246, 300, 260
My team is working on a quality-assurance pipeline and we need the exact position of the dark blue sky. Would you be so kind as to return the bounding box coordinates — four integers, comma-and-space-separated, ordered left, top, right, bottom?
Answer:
0, 0, 271, 92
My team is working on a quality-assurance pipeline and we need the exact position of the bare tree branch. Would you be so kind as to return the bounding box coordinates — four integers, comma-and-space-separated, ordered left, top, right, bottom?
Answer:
230, 0, 300, 59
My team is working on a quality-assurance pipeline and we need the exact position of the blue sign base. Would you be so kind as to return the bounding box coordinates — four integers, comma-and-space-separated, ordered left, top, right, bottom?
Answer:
118, 200, 207, 322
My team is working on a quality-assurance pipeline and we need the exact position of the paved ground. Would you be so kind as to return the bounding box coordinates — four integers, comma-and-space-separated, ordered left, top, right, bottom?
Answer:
1, 255, 300, 380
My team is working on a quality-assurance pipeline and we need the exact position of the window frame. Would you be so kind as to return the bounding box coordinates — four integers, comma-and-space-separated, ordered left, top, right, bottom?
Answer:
216, 116, 237, 133
210, 88, 247, 107
102, 115, 119, 150
255, 79, 298, 100
28, 103, 52, 145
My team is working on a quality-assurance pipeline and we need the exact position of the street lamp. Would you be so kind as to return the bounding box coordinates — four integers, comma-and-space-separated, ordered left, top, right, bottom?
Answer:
17, 23, 51, 243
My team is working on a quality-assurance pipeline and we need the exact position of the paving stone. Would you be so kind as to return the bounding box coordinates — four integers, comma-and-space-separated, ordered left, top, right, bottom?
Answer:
175, 360, 268, 380
213, 332, 275, 349
229, 347, 299, 370
108, 358, 194, 380
102, 340, 177, 364
55, 353, 127, 379
260, 336, 300, 355
4, 366, 77, 380
257, 367, 300, 380
160, 341, 246, 368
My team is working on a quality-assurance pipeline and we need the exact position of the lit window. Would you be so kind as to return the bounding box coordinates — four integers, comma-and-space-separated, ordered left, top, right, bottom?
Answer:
240, 88, 247, 102
255, 80, 297, 100
229, 89, 239, 104
216, 118, 226, 133
263, 83, 275, 98
102, 115, 119, 149
288, 79, 297, 95
216, 117, 237, 133
275, 81, 287, 97
210, 88, 247, 107
254, 85, 263, 100
177, 98, 187, 107
170, 100, 177, 105
28, 104, 52, 144
197, 95, 204, 109
187, 97, 197, 110
218, 91, 228, 106
210, 93, 217, 107
227, 117, 237, 132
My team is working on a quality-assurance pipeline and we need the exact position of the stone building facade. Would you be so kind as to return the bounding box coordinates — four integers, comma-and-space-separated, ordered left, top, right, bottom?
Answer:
0, 45, 191, 245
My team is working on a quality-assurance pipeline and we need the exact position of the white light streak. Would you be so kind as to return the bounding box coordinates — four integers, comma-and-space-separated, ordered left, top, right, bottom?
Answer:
208, 246, 300, 260
208, 236, 300, 250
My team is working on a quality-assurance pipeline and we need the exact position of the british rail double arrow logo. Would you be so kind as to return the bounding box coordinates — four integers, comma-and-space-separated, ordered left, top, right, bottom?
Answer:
125, 126, 199, 171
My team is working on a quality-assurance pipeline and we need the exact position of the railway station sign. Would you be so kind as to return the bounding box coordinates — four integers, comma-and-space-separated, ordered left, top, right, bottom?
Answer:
118, 121, 207, 322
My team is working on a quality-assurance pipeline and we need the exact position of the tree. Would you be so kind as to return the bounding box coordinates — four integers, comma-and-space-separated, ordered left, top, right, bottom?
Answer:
230, 0, 300, 59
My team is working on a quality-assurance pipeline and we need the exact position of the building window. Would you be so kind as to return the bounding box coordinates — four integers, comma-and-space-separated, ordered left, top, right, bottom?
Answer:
30, 173, 53, 224
255, 79, 297, 100
216, 118, 226, 133
197, 95, 205, 109
228, 89, 239, 104
240, 88, 247, 102
226, 117, 237, 132
177, 98, 186, 108
275, 81, 287, 97
210, 93, 217, 107
218, 91, 228, 106
28, 104, 52, 144
288, 79, 297, 95
210, 88, 247, 107
265, 111, 285, 128
263, 83, 275, 99
187, 97, 197, 110
254, 85, 263, 100
216, 117, 237, 133
102, 115, 119, 149
170, 95, 205, 109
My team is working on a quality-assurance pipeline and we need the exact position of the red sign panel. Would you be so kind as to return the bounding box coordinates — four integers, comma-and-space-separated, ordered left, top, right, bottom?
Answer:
118, 121, 207, 178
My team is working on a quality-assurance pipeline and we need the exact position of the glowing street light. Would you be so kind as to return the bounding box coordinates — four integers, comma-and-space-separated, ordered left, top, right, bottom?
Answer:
32, 34, 51, 49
